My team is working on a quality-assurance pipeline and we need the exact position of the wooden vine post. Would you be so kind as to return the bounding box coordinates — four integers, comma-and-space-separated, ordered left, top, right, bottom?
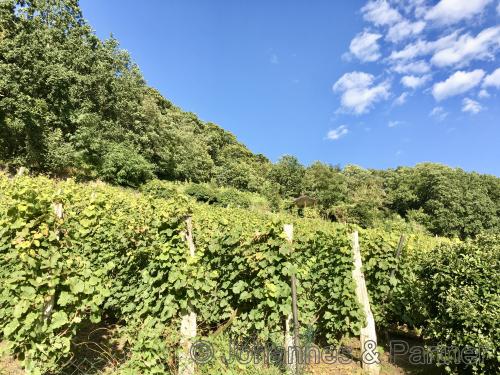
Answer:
43, 202, 63, 322
179, 216, 197, 375
351, 231, 380, 375
389, 235, 406, 282
284, 224, 299, 374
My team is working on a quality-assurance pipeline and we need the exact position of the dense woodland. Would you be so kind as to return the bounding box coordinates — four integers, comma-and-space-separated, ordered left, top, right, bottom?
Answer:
1, 0, 499, 239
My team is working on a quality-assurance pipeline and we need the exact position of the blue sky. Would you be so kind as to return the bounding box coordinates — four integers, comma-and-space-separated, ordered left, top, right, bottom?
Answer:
80, 0, 500, 176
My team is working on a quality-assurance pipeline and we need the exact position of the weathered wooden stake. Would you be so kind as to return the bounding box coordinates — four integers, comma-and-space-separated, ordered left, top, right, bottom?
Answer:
179, 216, 197, 375
284, 224, 299, 374
383, 234, 406, 344
16, 167, 27, 176
43, 202, 63, 322
351, 231, 380, 375
389, 235, 406, 281
284, 313, 295, 372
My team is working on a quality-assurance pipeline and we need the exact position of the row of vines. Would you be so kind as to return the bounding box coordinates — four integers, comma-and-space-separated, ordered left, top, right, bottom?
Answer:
0, 175, 498, 374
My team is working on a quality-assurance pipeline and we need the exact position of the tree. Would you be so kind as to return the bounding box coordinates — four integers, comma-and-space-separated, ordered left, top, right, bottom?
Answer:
268, 155, 305, 197
303, 161, 347, 217
332, 165, 387, 227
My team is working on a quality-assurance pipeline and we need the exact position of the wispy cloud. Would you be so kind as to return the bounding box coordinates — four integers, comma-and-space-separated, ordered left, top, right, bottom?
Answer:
432, 69, 485, 101
483, 67, 500, 88
462, 98, 484, 114
386, 20, 425, 43
478, 89, 490, 98
391, 60, 430, 74
333, 71, 390, 114
393, 92, 409, 106
425, 0, 492, 25
326, 125, 349, 140
429, 106, 448, 121
401, 74, 430, 89
430, 26, 500, 68
348, 31, 382, 62
389, 31, 459, 61
362, 0, 401, 26
270, 53, 279, 64
388, 120, 403, 127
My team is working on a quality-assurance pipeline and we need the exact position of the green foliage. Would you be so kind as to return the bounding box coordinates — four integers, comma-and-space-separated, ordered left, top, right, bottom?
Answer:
268, 155, 305, 198
139, 179, 182, 200
43, 128, 77, 175
0, 174, 364, 373
117, 317, 177, 375
359, 228, 446, 327
0, 0, 269, 189
184, 183, 219, 204
303, 161, 346, 218
359, 228, 499, 374
100, 143, 155, 187
419, 234, 499, 374
0, 0, 499, 371
1, 173, 498, 374
384, 164, 499, 238
0, 174, 189, 373
1, 0, 498, 239
0, 176, 111, 373
215, 188, 252, 209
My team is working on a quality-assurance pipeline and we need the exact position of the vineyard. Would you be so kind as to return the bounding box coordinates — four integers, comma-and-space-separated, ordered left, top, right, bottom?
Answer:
0, 173, 498, 374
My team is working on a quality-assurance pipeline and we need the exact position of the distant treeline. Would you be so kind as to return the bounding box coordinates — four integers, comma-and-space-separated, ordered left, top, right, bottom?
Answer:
1, 0, 498, 238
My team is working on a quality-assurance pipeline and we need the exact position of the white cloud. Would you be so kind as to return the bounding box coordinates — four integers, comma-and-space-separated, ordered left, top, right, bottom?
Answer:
429, 106, 448, 120
333, 71, 390, 114
498, 1, 500, 14
393, 92, 409, 106
425, 0, 492, 25
270, 53, 279, 64
462, 98, 484, 113
432, 69, 485, 101
391, 60, 431, 74
361, 0, 402, 26
389, 31, 459, 61
327, 125, 349, 140
389, 27, 500, 67
483, 67, 500, 88
478, 89, 490, 98
349, 31, 382, 62
431, 26, 500, 67
401, 74, 430, 89
398, 0, 427, 17
388, 120, 403, 127
387, 20, 426, 43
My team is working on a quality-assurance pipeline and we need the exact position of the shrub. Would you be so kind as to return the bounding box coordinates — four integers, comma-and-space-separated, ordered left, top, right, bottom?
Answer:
100, 144, 155, 187
215, 188, 251, 208
419, 233, 499, 374
139, 179, 182, 200
184, 183, 218, 204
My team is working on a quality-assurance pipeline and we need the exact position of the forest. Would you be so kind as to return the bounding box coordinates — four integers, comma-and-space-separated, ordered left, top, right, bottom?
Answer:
0, 1, 499, 375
